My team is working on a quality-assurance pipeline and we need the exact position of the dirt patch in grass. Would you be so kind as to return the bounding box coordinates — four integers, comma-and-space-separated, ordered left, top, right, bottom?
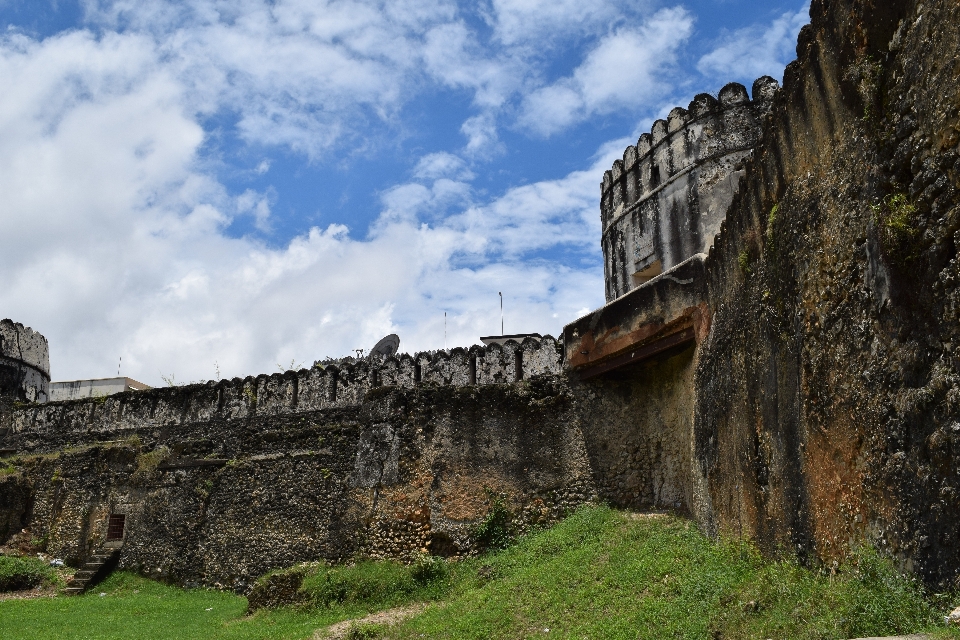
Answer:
313, 603, 429, 639
0, 587, 58, 602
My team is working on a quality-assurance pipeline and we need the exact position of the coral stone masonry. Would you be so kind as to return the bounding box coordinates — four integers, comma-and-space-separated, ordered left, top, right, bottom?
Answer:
3, 0, 960, 595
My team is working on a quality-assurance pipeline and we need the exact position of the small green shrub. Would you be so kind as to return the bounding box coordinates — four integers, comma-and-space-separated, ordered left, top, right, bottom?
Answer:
472, 496, 515, 551
301, 561, 418, 609
409, 555, 447, 584
766, 203, 779, 243
135, 446, 170, 476
0, 556, 58, 592
872, 192, 921, 265
738, 249, 752, 274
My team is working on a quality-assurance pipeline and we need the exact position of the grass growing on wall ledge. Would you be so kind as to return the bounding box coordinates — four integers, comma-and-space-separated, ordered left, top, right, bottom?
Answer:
1, 507, 958, 639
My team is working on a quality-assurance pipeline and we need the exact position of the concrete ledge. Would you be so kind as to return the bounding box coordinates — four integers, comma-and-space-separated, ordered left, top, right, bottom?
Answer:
563, 254, 710, 376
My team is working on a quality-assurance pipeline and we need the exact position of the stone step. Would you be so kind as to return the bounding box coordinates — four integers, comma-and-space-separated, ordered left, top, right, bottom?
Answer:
64, 547, 122, 595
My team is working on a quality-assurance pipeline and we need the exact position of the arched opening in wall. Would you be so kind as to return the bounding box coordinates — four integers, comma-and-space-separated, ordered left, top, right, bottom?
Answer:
414, 363, 422, 383
651, 165, 661, 189
427, 531, 459, 557
106, 514, 125, 542
469, 355, 477, 385
514, 350, 523, 381
632, 260, 663, 287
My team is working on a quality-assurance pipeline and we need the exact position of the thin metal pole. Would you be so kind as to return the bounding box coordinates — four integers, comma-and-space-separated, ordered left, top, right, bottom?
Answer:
444, 312, 447, 349
499, 292, 503, 335
118, 356, 122, 377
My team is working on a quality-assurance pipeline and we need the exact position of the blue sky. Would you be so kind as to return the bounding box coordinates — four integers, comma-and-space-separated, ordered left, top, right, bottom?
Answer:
0, 0, 808, 385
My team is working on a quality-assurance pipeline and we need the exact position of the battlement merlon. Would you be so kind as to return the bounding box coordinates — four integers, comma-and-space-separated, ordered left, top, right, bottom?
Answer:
600, 77, 779, 302
0, 319, 50, 403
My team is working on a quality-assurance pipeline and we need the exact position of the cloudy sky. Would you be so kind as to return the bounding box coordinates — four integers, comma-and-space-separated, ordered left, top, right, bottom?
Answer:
0, 0, 808, 385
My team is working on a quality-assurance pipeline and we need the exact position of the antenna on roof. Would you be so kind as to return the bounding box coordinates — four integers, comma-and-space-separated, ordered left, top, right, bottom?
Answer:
499, 292, 503, 336
118, 356, 122, 377
444, 312, 447, 349
369, 334, 400, 359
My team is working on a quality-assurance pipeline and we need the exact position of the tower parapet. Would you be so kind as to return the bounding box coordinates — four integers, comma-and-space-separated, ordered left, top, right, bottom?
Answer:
0, 319, 50, 403
601, 77, 779, 301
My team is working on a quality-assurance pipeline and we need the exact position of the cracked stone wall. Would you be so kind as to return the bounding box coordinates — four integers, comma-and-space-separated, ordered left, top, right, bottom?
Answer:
0, 371, 606, 591
0, 348, 699, 591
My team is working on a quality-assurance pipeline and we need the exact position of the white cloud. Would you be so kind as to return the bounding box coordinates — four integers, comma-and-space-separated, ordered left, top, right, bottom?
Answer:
79, 1, 692, 156
697, 4, 809, 82
413, 152, 473, 181
0, 27, 606, 386
518, 8, 694, 136
236, 189, 273, 232
82, 0, 462, 158
460, 112, 502, 157
487, 0, 644, 48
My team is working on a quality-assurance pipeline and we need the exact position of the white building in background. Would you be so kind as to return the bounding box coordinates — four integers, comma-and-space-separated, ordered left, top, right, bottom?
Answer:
49, 377, 151, 402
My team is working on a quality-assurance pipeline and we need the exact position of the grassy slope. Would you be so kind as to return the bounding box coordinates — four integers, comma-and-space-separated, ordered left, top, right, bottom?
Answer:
1, 507, 958, 640
386, 508, 956, 639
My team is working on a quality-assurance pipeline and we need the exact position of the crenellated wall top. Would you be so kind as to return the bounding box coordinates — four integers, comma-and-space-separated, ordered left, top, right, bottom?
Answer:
4, 335, 563, 445
600, 77, 779, 214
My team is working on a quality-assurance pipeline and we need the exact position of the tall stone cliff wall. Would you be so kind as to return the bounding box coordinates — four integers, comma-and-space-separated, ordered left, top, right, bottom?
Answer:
692, 0, 960, 588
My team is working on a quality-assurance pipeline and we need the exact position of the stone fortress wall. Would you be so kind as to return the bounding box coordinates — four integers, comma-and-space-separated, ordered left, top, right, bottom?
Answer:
601, 77, 779, 301
0, 319, 50, 403
5, 335, 561, 446
4, 0, 960, 594
0, 334, 616, 591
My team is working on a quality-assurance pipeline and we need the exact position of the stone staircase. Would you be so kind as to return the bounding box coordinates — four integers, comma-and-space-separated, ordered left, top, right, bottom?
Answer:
63, 541, 122, 595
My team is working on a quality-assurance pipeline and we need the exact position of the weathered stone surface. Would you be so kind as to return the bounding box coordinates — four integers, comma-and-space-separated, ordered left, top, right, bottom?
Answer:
0, 320, 49, 403
3, 0, 960, 597
601, 78, 778, 301
570, 0, 960, 590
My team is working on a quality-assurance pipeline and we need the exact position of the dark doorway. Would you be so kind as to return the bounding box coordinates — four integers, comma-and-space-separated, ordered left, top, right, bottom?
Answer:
106, 514, 126, 541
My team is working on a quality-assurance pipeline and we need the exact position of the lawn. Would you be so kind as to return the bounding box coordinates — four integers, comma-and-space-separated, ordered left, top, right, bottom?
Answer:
2, 507, 958, 639
0, 572, 364, 640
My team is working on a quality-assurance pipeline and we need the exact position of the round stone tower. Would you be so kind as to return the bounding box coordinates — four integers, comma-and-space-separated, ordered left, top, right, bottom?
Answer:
0, 319, 50, 403
600, 76, 780, 301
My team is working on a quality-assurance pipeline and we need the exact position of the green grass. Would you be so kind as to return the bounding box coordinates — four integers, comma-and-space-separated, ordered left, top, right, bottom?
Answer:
0, 572, 371, 640
297, 556, 449, 609
2, 507, 958, 639
384, 508, 956, 640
